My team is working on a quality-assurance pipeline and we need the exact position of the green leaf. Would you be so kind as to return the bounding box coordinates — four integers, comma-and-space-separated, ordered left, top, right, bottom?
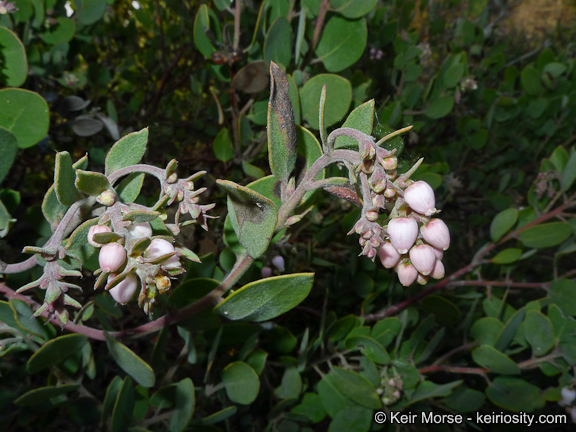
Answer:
345, 335, 390, 364
217, 180, 278, 258
424, 95, 455, 119
486, 377, 544, 412
470, 317, 503, 346
445, 386, 486, 413
329, 0, 378, 19
316, 16, 367, 73
274, 367, 302, 399
472, 345, 520, 374
242, 160, 265, 179
0, 88, 49, 149
409, 380, 462, 405
494, 308, 526, 352
213, 128, 234, 162
105, 128, 148, 176
77, 0, 107, 25
0, 127, 18, 184
215, 273, 314, 321
54, 151, 81, 205
10, 299, 48, 339
104, 332, 155, 388
331, 367, 381, 409
317, 373, 351, 418
300, 74, 352, 129
267, 62, 298, 183
122, 210, 160, 223
520, 66, 543, 95
201, 406, 238, 425
40, 17, 76, 44
264, 17, 292, 67
116, 172, 145, 203
222, 361, 259, 405
525, 98, 548, 119
561, 150, 576, 191
14, 384, 79, 406
334, 100, 375, 149
169, 378, 195, 432
492, 248, 522, 264
0, 27, 27, 87
111, 377, 135, 432
0, 300, 19, 329
550, 279, 576, 316
75, 170, 110, 196
524, 311, 554, 356
102, 376, 123, 423
490, 208, 519, 242
518, 222, 572, 248
550, 145, 569, 173
292, 392, 326, 423
443, 63, 465, 88
193, 5, 216, 58
27, 334, 88, 373
328, 405, 372, 432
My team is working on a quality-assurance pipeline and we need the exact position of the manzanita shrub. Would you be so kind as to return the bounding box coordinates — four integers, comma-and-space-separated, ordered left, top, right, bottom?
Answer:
3, 1, 576, 431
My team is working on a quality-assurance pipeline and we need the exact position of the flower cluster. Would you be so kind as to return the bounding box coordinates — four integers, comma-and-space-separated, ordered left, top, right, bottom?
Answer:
349, 135, 450, 286
559, 386, 576, 424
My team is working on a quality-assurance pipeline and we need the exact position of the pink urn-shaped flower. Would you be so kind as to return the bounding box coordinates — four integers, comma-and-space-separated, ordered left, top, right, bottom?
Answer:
396, 261, 418, 286
272, 255, 285, 272
408, 244, 436, 276
378, 242, 401, 268
127, 222, 152, 239
99, 242, 127, 273
108, 273, 139, 304
145, 238, 180, 268
404, 181, 436, 216
421, 219, 450, 250
430, 260, 445, 279
88, 225, 112, 248
387, 217, 418, 254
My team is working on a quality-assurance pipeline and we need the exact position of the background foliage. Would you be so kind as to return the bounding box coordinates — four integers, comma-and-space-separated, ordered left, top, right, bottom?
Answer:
2, 0, 576, 430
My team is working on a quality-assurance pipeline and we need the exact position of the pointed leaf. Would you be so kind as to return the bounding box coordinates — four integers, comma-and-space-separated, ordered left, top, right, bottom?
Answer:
10, 299, 48, 339
494, 308, 526, 352
267, 62, 298, 183
104, 332, 155, 388
345, 335, 390, 364
75, 169, 110, 196
27, 334, 88, 373
264, 17, 292, 67
14, 384, 79, 406
334, 100, 375, 149
122, 210, 160, 223
111, 377, 135, 432
490, 208, 518, 242
193, 5, 216, 58
55, 151, 81, 205
215, 273, 313, 321
472, 345, 520, 374
409, 380, 462, 405
102, 376, 123, 423
331, 367, 381, 409
222, 361, 259, 405
105, 128, 148, 176
116, 172, 145, 203
217, 180, 278, 258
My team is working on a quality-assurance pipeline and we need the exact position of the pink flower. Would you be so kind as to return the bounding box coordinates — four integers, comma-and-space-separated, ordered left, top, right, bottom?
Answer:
272, 255, 285, 272
88, 225, 112, 248
409, 244, 436, 275
378, 242, 401, 268
127, 222, 152, 239
396, 261, 418, 286
404, 181, 436, 216
261, 267, 272, 278
430, 260, 445, 279
145, 238, 180, 268
387, 217, 418, 254
421, 219, 450, 250
108, 273, 138, 304
99, 242, 127, 272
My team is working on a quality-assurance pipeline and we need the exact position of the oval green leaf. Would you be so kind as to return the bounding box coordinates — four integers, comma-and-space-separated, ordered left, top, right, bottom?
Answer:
316, 16, 367, 73
105, 128, 148, 176
0, 27, 27, 87
193, 5, 216, 58
486, 377, 544, 412
300, 74, 352, 129
492, 248, 523, 264
424, 95, 455, 119
213, 128, 234, 162
345, 334, 390, 364
111, 376, 134, 432
14, 384, 79, 406
331, 367, 381, 409
75, 170, 110, 196
334, 100, 375, 149
550, 279, 576, 316
264, 17, 292, 67
27, 334, 88, 374
222, 361, 259, 405
0, 88, 49, 149
104, 332, 155, 388
470, 317, 503, 347
215, 273, 314, 321
518, 222, 572, 248
490, 208, 519, 242
524, 311, 554, 356
0, 126, 18, 184
330, 0, 378, 19
169, 378, 195, 432
472, 345, 520, 375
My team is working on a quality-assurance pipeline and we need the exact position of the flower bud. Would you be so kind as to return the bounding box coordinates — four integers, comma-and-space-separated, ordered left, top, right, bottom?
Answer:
387, 217, 418, 254
416, 273, 428, 285
432, 247, 443, 260
272, 255, 285, 272
366, 210, 379, 222
409, 244, 436, 276
382, 156, 397, 171
372, 179, 387, 194
88, 225, 112, 247
155, 275, 171, 294
127, 222, 152, 239
396, 261, 418, 286
97, 190, 116, 206
99, 243, 127, 273
261, 267, 272, 278
561, 387, 576, 406
384, 188, 396, 198
378, 242, 401, 268
430, 259, 445, 279
108, 273, 138, 304
421, 219, 450, 250
145, 238, 176, 258
404, 180, 436, 216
